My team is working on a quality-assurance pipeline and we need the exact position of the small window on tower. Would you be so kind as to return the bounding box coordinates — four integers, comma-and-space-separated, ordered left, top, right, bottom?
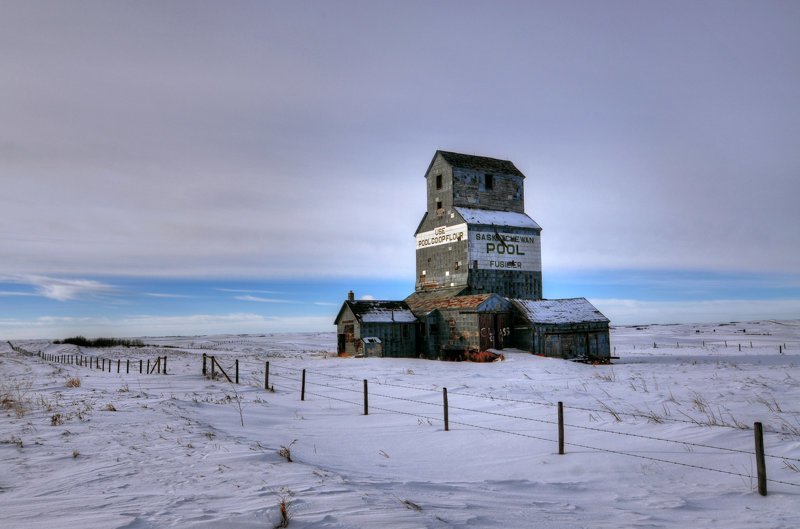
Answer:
484, 173, 493, 190
435, 174, 442, 190
436, 200, 443, 210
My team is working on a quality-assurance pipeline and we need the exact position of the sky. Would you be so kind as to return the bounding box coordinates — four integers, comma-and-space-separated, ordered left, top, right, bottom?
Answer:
1, 1, 799, 339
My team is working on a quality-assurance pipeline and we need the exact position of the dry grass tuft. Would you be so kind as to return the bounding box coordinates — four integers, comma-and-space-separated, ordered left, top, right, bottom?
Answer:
65, 377, 81, 388
1, 379, 32, 418
401, 499, 423, 511
278, 440, 297, 463
50, 413, 64, 426
104, 403, 117, 412
274, 495, 292, 528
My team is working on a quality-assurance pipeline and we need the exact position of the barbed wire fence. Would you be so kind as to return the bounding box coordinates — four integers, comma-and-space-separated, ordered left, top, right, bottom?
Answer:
201, 356, 800, 495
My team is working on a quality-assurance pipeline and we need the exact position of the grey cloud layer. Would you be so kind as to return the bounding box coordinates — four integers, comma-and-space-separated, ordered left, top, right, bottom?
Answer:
1, 1, 798, 278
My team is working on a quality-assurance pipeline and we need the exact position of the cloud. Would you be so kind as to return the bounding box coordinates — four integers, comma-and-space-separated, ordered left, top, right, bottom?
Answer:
0, 291, 36, 297
216, 288, 282, 294
360, 295, 375, 301
144, 292, 194, 298
234, 295, 296, 304
1, 3, 794, 282
0, 275, 114, 301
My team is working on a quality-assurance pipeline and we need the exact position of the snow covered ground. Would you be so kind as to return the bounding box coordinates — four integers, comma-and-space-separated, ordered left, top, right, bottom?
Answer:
2, 320, 800, 528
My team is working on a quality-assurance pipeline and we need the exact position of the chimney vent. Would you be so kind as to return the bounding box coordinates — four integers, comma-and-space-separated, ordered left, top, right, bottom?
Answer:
347, 290, 355, 301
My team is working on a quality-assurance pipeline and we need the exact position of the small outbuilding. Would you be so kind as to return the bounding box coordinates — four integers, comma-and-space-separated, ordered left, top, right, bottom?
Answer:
407, 293, 512, 359
334, 299, 417, 357
511, 298, 611, 361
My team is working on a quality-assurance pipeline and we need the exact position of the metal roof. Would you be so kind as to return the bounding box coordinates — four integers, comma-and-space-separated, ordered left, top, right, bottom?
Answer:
511, 298, 609, 324
455, 207, 541, 229
338, 300, 417, 324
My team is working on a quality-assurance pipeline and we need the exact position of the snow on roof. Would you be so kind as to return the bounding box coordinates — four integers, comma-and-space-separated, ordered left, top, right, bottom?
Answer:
346, 301, 417, 323
455, 207, 541, 229
512, 298, 609, 324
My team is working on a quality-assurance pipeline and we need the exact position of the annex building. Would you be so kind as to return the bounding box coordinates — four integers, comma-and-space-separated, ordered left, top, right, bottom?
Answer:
335, 150, 610, 361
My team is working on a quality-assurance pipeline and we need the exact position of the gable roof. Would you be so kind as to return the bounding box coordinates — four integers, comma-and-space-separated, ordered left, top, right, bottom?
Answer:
511, 298, 609, 324
455, 207, 541, 230
426, 150, 526, 178
406, 292, 510, 316
335, 300, 417, 325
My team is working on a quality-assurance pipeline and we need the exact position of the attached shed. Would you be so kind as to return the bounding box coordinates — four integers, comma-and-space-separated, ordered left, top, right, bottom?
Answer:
334, 300, 417, 357
407, 293, 512, 359
511, 298, 611, 361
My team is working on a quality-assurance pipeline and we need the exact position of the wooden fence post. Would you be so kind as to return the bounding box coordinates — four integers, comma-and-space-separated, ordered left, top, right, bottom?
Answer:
126, 359, 130, 374
265, 361, 269, 390
558, 401, 565, 455
443, 387, 449, 431
117, 359, 120, 373
202, 353, 207, 376
211, 356, 216, 380
163, 356, 167, 375
235, 359, 239, 384
146, 359, 150, 375
301, 369, 306, 401
363, 379, 368, 415
108, 359, 111, 372
139, 359, 143, 374
754, 422, 767, 496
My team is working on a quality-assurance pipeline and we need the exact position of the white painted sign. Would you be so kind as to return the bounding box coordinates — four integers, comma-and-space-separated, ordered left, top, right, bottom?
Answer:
469, 229, 541, 271
416, 223, 541, 272
416, 223, 467, 249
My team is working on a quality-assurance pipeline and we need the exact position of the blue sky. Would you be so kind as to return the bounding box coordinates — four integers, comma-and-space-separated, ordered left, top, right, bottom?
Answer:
1, 1, 799, 338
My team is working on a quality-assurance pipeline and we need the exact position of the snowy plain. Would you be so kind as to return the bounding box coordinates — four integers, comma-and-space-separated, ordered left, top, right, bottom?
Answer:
2, 320, 800, 528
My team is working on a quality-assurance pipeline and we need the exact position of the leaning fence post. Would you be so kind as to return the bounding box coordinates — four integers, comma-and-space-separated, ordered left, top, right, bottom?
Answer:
301, 369, 306, 401
235, 359, 239, 384
443, 387, 449, 431
202, 353, 207, 376
754, 422, 767, 496
558, 401, 565, 455
264, 361, 269, 390
363, 379, 368, 415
